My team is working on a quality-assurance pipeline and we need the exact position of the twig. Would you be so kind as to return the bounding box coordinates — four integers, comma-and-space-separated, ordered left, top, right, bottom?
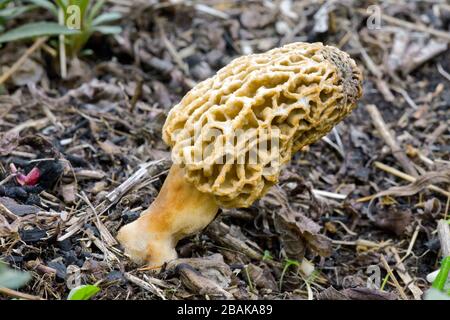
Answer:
374, 161, 450, 198
105, 159, 169, 204
155, 18, 189, 75
194, 3, 229, 19
312, 189, 347, 200
367, 104, 418, 177
0, 287, 43, 300
0, 202, 19, 220
79, 191, 117, 246
351, 36, 395, 102
390, 247, 423, 300
403, 224, 420, 260
322, 136, 345, 158
437, 63, 450, 82
0, 174, 15, 187
123, 273, 166, 300
58, 8, 67, 79
357, 9, 450, 41
380, 255, 408, 300
380, 13, 450, 41
332, 239, 392, 248
6, 118, 50, 136
85, 228, 118, 263
437, 220, 450, 257
0, 37, 48, 85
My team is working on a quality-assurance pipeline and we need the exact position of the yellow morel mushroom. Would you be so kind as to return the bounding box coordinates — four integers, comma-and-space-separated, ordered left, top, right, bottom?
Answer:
117, 42, 363, 267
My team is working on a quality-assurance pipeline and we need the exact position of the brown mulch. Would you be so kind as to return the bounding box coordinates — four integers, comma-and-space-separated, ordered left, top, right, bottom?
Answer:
0, 0, 449, 300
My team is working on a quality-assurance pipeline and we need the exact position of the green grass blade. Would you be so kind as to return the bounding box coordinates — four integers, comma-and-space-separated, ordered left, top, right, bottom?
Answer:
432, 257, 450, 291
0, 5, 36, 19
54, 0, 67, 11
25, 0, 58, 16
0, 22, 80, 43
91, 25, 122, 34
91, 12, 121, 26
87, 0, 105, 22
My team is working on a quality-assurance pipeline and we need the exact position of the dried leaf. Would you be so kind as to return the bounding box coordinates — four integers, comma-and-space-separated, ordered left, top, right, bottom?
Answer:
374, 206, 412, 236
246, 264, 278, 291
0, 131, 19, 156
275, 209, 332, 258
369, 170, 450, 215
0, 197, 39, 216
318, 287, 398, 300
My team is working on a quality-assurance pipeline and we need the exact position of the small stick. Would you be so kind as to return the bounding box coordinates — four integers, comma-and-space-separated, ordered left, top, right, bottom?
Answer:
437, 63, 450, 82
357, 9, 450, 41
155, 18, 189, 75
437, 220, 450, 258
403, 224, 421, 260
380, 255, 408, 300
194, 3, 229, 19
0, 37, 48, 85
79, 191, 117, 246
381, 14, 450, 42
332, 239, 391, 248
374, 161, 450, 198
123, 273, 166, 300
312, 189, 347, 200
6, 118, 50, 136
58, 8, 67, 79
367, 104, 418, 177
390, 247, 423, 300
105, 159, 168, 203
0, 287, 43, 300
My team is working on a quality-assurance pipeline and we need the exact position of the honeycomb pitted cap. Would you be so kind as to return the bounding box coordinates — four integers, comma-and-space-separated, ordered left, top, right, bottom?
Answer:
163, 42, 363, 208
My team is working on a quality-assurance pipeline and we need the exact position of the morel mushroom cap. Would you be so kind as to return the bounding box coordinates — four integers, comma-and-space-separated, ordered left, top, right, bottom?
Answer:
163, 42, 362, 208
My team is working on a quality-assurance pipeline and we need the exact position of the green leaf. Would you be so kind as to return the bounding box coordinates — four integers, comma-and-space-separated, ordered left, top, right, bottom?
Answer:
0, 263, 31, 289
91, 12, 121, 26
0, 22, 80, 43
0, 5, 36, 19
54, 0, 67, 11
25, 0, 58, 16
91, 25, 121, 34
67, 285, 100, 300
0, 0, 13, 9
87, 0, 105, 23
262, 250, 273, 261
279, 259, 300, 290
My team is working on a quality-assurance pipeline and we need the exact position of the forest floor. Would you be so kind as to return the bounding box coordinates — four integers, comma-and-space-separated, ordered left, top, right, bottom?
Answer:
0, 0, 449, 300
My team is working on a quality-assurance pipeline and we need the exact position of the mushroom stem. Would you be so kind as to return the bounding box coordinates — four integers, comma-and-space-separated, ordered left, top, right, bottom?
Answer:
117, 164, 219, 267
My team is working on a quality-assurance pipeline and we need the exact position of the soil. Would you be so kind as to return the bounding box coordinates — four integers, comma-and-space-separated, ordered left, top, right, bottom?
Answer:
0, 0, 449, 300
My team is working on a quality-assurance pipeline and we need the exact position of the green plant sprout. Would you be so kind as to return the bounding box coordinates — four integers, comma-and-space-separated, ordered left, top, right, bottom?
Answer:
244, 266, 254, 292
53, 0, 122, 57
262, 250, 273, 261
0, 0, 121, 57
279, 259, 300, 291
0, 0, 34, 33
0, 0, 78, 43
67, 284, 100, 300
432, 256, 450, 295
423, 256, 450, 300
